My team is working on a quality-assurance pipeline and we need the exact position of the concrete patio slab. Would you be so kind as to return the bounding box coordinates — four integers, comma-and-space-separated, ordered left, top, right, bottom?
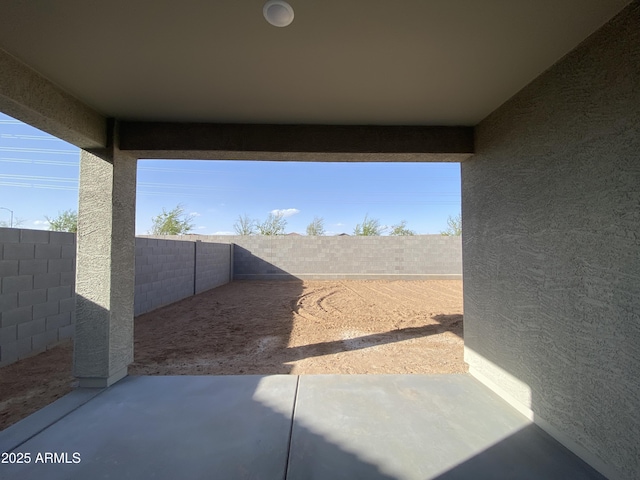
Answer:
287, 375, 605, 480
0, 375, 297, 480
0, 374, 605, 479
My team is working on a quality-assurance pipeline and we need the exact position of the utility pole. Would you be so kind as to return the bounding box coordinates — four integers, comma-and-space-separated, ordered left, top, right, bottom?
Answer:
0, 207, 14, 228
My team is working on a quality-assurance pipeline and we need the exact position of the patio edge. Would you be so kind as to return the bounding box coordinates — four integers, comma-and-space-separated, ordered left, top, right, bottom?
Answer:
0, 388, 105, 453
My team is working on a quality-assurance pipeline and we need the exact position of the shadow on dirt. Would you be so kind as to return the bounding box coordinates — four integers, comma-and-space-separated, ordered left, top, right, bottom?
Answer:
285, 322, 457, 361
432, 313, 464, 339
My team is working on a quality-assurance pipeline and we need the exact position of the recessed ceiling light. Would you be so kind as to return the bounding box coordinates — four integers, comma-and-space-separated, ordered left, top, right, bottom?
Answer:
263, 0, 294, 28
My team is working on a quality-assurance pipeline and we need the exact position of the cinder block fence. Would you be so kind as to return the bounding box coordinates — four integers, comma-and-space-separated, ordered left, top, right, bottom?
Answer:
0, 228, 76, 368
209, 235, 461, 280
1, 229, 460, 367
134, 238, 233, 316
1, 229, 233, 367
145, 234, 462, 281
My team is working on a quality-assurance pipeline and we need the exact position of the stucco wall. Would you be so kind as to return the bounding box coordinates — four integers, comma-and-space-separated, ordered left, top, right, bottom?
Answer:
199, 235, 462, 280
462, 3, 639, 479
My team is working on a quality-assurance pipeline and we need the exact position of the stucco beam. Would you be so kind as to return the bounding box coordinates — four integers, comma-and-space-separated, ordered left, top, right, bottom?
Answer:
0, 48, 107, 149
119, 122, 474, 162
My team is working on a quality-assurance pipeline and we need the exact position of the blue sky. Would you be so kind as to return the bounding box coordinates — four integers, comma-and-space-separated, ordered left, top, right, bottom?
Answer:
0, 112, 460, 235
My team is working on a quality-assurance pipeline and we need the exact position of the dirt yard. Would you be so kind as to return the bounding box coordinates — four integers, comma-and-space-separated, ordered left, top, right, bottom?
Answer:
0, 280, 465, 430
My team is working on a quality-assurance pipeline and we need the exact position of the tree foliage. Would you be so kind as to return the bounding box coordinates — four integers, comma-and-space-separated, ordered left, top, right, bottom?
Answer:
441, 214, 462, 236
46, 209, 77, 233
306, 216, 325, 236
256, 212, 287, 235
353, 214, 386, 236
149, 204, 195, 235
233, 214, 256, 235
389, 220, 415, 236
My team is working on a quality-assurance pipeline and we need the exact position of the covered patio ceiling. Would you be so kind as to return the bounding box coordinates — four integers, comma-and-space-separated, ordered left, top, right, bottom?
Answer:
0, 0, 630, 128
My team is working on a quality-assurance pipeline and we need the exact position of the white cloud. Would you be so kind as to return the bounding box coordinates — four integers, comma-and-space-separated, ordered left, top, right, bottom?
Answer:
190, 212, 202, 217
335, 222, 345, 227
33, 220, 49, 226
213, 231, 234, 235
197, 226, 207, 230
270, 208, 300, 218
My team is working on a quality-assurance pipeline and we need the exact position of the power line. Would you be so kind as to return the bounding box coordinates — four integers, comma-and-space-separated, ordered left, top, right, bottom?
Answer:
0, 174, 78, 183
0, 134, 63, 142
0, 158, 79, 166
0, 175, 459, 198
0, 147, 79, 155
1, 181, 460, 205
0, 181, 77, 191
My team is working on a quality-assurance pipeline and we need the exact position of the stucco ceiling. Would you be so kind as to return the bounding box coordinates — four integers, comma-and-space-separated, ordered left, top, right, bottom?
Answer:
0, 0, 631, 125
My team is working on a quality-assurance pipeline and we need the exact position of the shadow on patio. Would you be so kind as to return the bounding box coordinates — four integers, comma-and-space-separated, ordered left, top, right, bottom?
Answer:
0, 374, 604, 479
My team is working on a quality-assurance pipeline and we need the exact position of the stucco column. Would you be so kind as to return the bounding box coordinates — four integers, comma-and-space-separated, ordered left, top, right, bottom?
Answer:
74, 125, 137, 388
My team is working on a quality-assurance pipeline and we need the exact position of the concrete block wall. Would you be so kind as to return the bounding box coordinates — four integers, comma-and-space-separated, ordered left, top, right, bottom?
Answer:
1, 231, 233, 365
0, 228, 75, 367
195, 241, 233, 294
199, 235, 461, 280
134, 237, 233, 315
134, 237, 195, 316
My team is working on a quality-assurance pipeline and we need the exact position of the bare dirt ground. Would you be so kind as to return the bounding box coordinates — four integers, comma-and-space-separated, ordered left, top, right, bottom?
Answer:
0, 342, 75, 431
0, 280, 464, 430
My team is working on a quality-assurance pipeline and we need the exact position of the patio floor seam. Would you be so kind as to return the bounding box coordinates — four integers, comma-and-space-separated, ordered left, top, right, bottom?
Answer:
284, 375, 300, 480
